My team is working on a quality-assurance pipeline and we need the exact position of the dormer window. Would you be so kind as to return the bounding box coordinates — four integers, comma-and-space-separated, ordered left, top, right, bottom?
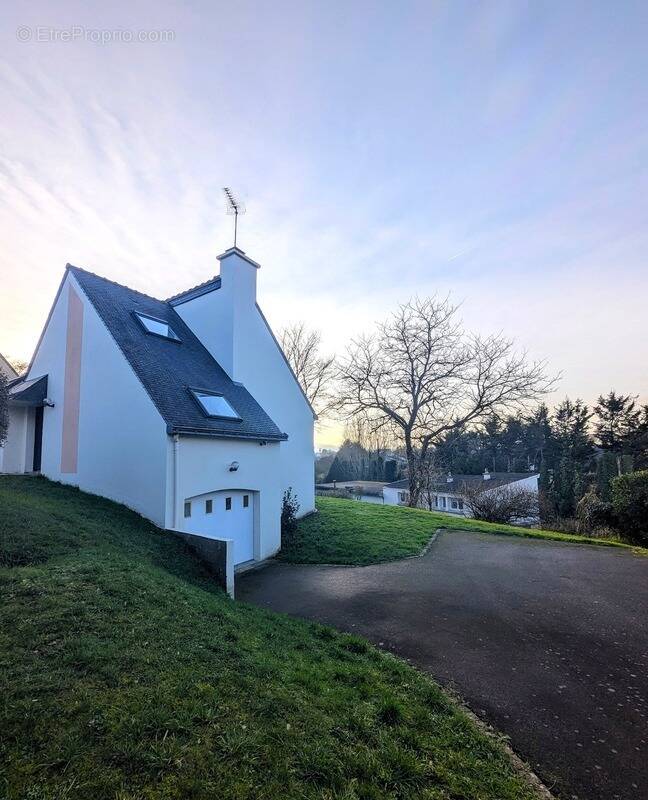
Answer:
134, 312, 180, 341
190, 388, 240, 420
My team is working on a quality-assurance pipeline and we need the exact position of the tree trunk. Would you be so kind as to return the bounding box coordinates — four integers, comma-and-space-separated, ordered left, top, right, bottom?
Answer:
405, 437, 421, 508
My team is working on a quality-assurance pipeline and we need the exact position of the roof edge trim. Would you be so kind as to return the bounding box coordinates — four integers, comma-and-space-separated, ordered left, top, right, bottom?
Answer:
255, 303, 317, 419
216, 246, 261, 268
167, 423, 288, 442
167, 276, 222, 306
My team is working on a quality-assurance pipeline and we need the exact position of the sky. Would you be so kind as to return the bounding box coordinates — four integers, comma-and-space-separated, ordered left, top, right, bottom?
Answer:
2, 0, 647, 448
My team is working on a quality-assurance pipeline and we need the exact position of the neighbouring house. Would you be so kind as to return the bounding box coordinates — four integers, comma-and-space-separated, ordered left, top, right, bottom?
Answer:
0, 353, 18, 474
316, 480, 387, 504
0, 352, 18, 381
383, 470, 539, 516
0, 247, 315, 574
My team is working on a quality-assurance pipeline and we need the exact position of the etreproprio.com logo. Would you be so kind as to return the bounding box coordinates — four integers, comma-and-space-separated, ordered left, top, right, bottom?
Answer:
16, 26, 175, 44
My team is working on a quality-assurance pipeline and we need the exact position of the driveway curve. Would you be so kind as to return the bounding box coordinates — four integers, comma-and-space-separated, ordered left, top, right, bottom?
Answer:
239, 530, 648, 800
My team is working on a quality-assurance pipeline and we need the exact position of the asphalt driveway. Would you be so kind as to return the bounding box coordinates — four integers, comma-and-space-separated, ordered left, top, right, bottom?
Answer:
239, 530, 648, 800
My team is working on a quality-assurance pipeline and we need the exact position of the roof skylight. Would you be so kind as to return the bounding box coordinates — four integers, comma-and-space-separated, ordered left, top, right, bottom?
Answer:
191, 389, 240, 420
135, 313, 180, 341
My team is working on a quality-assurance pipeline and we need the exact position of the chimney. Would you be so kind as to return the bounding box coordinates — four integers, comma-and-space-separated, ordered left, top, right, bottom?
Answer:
483, 468, 491, 481
217, 246, 259, 306
214, 246, 260, 380
172, 247, 261, 383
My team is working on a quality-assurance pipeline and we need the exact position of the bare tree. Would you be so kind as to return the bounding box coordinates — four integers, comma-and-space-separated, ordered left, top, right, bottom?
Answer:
338, 296, 554, 506
8, 358, 28, 376
280, 323, 337, 419
343, 414, 398, 456
416, 453, 445, 511
462, 483, 539, 524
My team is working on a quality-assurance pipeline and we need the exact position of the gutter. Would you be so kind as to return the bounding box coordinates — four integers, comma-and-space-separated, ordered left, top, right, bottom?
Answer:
167, 424, 288, 442
172, 434, 180, 529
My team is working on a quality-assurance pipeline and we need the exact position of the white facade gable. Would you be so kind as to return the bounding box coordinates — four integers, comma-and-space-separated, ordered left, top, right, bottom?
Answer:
5, 271, 168, 522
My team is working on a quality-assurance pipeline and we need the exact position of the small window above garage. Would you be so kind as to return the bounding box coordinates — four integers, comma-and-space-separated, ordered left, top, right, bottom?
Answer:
190, 388, 240, 420
134, 312, 180, 341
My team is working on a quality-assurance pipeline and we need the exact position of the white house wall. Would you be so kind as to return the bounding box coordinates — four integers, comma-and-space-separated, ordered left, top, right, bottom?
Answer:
28, 273, 76, 480
27, 272, 168, 525
0, 406, 32, 473
236, 306, 314, 516
174, 256, 315, 517
383, 486, 404, 506
169, 435, 283, 561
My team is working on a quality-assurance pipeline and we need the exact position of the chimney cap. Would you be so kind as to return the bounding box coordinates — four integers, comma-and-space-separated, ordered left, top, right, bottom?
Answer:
217, 246, 261, 269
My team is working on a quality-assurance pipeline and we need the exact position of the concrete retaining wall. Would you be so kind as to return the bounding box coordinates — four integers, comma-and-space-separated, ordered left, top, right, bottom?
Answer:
168, 529, 234, 598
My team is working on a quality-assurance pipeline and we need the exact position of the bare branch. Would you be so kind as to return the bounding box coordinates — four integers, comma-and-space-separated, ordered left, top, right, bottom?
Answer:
279, 323, 338, 419
462, 483, 539, 524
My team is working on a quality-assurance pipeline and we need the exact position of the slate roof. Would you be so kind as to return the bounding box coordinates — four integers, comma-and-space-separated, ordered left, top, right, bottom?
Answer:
68, 266, 287, 442
385, 473, 537, 492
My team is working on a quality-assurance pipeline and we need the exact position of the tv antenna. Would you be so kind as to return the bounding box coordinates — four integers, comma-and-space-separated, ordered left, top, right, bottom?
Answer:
223, 187, 246, 248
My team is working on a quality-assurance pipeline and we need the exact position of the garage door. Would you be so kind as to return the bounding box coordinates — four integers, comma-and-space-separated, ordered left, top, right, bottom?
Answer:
186, 490, 254, 566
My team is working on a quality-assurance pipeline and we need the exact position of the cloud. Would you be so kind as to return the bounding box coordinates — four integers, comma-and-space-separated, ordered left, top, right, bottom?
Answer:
1, 1, 647, 448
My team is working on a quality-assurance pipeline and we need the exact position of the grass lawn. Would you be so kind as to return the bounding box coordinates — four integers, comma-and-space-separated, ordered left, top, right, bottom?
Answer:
280, 496, 637, 566
0, 476, 543, 800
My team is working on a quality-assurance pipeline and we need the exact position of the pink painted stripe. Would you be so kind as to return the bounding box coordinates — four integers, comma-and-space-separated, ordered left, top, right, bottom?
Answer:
60, 285, 83, 473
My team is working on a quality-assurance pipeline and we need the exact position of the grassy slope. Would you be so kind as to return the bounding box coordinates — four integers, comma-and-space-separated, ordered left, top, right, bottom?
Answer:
280, 497, 635, 566
0, 476, 541, 800
280, 498, 438, 565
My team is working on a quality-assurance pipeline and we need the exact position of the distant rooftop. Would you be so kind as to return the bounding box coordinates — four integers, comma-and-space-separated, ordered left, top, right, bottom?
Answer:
385, 473, 537, 492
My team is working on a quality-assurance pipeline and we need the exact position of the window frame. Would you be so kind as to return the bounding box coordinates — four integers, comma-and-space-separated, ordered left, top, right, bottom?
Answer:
205, 499, 213, 514
133, 311, 181, 342
225, 497, 232, 511
189, 387, 242, 421
243, 494, 249, 508
184, 501, 191, 518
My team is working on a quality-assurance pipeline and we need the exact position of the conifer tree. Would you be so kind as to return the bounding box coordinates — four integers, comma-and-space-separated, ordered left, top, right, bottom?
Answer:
553, 398, 593, 465
554, 455, 577, 517
537, 458, 553, 521
594, 391, 641, 475
630, 406, 648, 469
596, 451, 619, 502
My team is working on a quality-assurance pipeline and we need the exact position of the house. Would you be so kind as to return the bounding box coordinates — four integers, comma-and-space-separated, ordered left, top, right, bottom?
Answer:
0, 354, 18, 474
0, 352, 18, 381
383, 470, 539, 516
1, 247, 315, 574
